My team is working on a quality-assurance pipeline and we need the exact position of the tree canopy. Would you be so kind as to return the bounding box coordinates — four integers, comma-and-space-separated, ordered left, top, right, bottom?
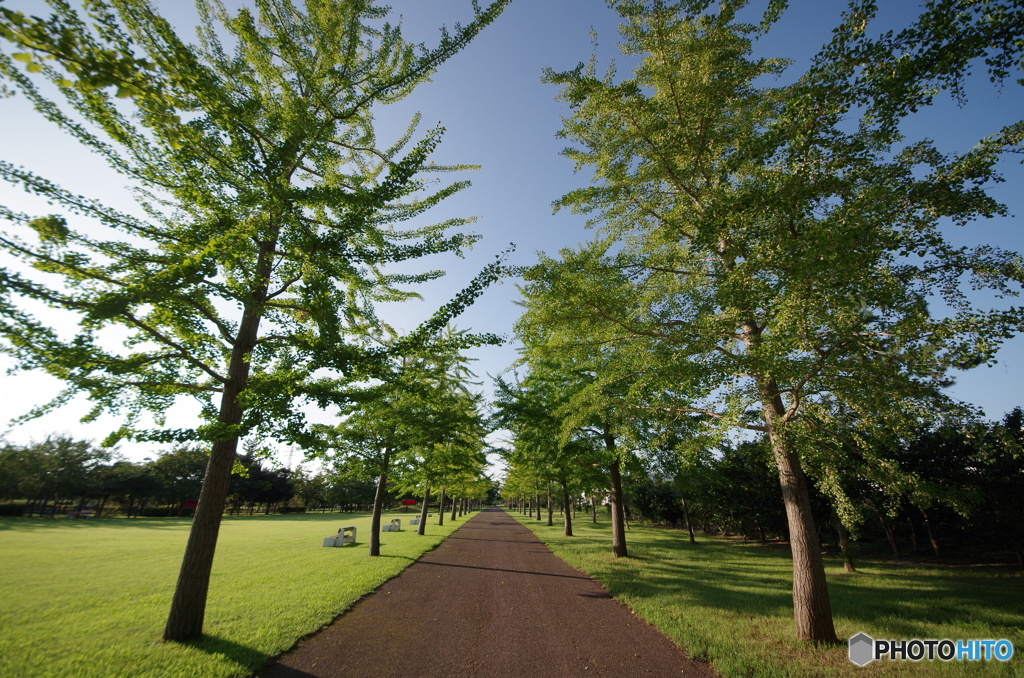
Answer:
0, 0, 510, 641
523, 0, 1024, 642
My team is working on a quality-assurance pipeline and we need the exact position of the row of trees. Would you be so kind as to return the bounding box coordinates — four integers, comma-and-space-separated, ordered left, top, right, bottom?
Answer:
501, 0, 1024, 644
609, 413, 1023, 567
0, 437, 206, 517
0, 0, 511, 640
3, 0, 1022, 648
0, 434, 498, 520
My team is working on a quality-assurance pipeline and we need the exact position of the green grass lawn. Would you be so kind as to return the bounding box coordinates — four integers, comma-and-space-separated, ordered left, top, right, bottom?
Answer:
510, 510, 1023, 677
0, 508, 472, 678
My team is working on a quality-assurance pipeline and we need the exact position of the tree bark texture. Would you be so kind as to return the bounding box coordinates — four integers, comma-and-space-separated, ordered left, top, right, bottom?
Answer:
561, 477, 573, 537
369, 449, 392, 557
437, 488, 445, 526
760, 380, 837, 643
880, 518, 901, 557
418, 486, 431, 536
546, 485, 553, 527
680, 490, 695, 544
907, 516, 919, 555
608, 456, 628, 558
162, 235, 277, 642
833, 507, 855, 573
921, 510, 941, 557
162, 436, 238, 641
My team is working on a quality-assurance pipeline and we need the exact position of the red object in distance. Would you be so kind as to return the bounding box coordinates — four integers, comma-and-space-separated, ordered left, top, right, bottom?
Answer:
402, 499, 417, 505
182, 500, 199, 509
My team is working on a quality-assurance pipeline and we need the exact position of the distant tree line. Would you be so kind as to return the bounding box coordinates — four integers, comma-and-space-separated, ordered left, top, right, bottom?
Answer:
503, 408, 1024, 568
0, 435, 476, 519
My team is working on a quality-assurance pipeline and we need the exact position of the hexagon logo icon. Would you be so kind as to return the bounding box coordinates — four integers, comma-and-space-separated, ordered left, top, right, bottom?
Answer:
849, 632, 875, 666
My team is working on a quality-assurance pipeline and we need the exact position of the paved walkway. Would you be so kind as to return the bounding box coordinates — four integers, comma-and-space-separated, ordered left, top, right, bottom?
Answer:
258, 508, 717, 678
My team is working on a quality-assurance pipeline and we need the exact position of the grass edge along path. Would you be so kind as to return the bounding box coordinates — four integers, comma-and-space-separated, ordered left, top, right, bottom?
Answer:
508, 509, 1023, 678
0, 509, 476, 678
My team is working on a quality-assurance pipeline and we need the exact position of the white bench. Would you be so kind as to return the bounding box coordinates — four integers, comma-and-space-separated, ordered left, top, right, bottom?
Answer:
381, 518, 401, 532
322, 525, 357, 547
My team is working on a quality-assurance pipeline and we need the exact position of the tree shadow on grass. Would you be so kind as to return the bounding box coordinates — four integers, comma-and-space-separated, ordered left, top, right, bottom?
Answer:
601, 556, 795, 620
184, 634, 270, 675
826, 561, 1024, 638
552, 527, 1024, 641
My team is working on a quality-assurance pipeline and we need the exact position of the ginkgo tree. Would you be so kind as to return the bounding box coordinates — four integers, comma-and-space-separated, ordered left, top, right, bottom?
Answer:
494, 369, 597, 538
325, 328, 489, 553
0, 0, 509, 641
534, 0, 1024, 642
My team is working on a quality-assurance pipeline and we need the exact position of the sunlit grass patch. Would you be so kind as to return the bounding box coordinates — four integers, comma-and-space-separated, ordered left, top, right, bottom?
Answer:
0, 509, 473, 678
509, 510, 1023, 677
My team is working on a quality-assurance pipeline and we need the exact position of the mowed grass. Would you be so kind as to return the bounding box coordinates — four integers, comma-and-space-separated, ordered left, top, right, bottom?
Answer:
510, 510, 1023, 678
0, 509, 473, 678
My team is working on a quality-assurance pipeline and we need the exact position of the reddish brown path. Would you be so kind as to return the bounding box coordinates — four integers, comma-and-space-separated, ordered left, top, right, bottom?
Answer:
258, 508, 717, 678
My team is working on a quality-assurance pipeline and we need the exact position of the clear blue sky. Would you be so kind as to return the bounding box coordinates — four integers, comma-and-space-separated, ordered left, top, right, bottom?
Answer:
1, 0, 1022, 463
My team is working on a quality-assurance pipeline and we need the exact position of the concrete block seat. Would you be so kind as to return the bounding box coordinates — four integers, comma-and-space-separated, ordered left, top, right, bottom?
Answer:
323, 525, 357, 546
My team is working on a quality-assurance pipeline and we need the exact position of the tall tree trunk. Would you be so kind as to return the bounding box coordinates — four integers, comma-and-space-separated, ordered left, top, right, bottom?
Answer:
833, 507, 855, 573
592, 495, 598, 523
880, 517, 901, 557
561, 476, 573, 537
162, 438, 239, 640
906, 516, 919, 554
546, 484, 553, 527
163, 235, 275, 643
369, 449, 393, 557
437, 487, 445, 526
450, 495, 458, 522
418, 485, 431, 536
921, 509, 940, 558
608, 455, 628, 558
680, 489, 695, 543
758, 377, 837, 643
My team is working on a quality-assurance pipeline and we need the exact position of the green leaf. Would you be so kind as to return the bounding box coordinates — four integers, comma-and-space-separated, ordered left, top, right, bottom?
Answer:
28, 215, 70, 244
11, 52, 33, 63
